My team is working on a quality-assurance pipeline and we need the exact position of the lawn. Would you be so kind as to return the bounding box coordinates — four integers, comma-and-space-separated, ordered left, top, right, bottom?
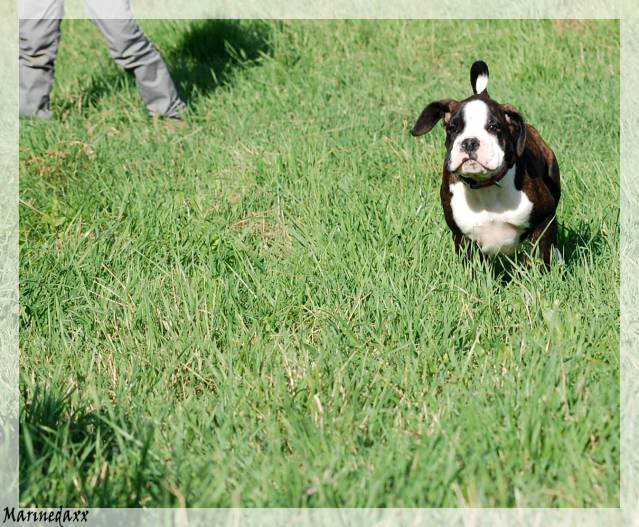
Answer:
19, 19, 619, 507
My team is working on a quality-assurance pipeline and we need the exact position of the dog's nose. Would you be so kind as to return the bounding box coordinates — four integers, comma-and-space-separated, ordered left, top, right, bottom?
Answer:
461, 137, 480, 153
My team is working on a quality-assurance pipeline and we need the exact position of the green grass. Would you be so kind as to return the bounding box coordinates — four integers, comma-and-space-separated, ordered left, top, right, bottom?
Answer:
19, 19, 619, 508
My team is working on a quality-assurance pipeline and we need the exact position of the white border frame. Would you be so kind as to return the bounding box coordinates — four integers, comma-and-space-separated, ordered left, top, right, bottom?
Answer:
1, 2, 634, 525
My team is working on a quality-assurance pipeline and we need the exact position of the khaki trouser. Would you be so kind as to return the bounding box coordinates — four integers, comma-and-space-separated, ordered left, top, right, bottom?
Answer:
19, 0, 185, 118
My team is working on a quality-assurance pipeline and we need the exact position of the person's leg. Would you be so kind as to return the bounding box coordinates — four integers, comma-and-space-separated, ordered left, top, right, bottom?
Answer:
18, 0, 64, 118
85, 0, 186, 119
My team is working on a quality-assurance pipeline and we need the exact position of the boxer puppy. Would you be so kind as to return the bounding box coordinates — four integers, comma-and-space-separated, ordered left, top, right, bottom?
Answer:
411, 61, 560, 267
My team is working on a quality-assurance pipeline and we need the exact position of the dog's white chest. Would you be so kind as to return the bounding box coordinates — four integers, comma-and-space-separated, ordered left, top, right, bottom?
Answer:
449, 169, 533, 255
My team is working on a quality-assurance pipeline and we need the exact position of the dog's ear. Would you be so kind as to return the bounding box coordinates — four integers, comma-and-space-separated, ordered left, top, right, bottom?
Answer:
501, 103, 527, 157
411, 99, 458, 137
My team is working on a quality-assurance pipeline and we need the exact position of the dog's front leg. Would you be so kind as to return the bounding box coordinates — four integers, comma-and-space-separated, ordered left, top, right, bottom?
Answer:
453, 232, 483, 263
530, 215, 558, 268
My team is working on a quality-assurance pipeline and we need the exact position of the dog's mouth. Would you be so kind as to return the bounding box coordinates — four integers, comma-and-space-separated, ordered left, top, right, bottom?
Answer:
452, 157, 499, 179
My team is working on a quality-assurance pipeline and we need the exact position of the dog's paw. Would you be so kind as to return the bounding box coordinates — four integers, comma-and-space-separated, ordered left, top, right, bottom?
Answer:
552, 246, 565, 266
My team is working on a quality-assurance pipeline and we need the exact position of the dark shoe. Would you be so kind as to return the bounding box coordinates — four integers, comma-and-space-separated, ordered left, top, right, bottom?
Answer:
20, 109, 53, 120
154, 114, 189, 131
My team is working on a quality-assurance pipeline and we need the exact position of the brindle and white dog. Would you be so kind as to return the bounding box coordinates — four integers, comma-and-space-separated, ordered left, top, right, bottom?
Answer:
411, 61, 560, 267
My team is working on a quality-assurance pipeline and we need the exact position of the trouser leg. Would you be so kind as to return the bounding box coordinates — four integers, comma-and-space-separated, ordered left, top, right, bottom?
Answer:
85, 0, 185, 118
18, 0, 64, 117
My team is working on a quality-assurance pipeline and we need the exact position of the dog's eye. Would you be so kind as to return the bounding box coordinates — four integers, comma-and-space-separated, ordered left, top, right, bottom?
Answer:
448, 120, 460, 132
487, 121, 500, 133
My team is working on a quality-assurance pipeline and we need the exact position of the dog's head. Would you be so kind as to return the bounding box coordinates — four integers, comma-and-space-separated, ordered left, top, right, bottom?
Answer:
411, 61, 526, 182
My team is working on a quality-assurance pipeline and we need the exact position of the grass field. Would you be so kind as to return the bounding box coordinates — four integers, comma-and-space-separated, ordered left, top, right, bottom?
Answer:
19, 19, 619, 507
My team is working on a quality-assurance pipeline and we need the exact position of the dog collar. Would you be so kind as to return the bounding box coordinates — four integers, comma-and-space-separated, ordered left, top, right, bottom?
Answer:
460, 163, 512, 189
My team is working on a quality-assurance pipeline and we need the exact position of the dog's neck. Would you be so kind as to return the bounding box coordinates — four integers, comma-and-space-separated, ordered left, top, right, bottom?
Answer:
459, 161, 513, 190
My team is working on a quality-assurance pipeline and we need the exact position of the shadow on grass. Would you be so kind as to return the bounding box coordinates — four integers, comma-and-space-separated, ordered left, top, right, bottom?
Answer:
20, 385, 173, 507
80, 20, 272, 110
557, 222, 609, 266
168, 19, 273, 103
487, 221, 609, 284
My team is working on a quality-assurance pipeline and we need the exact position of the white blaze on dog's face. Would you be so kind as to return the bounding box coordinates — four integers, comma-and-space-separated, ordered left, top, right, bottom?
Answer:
446, 99, 505, 179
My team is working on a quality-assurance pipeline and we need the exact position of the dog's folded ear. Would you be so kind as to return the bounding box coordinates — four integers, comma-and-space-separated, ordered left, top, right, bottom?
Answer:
501, 103, 527, 157
411, 99, 458, 137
